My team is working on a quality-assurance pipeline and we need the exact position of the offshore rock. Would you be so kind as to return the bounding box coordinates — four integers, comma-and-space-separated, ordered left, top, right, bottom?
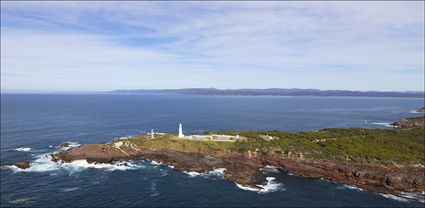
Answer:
14, 162, 30, 169
1, 162, 30, 169
60, 142, 70, 148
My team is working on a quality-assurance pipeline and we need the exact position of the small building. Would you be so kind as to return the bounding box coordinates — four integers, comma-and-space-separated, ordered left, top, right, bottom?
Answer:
192, 135, 211, 140
215, 135, 234, 140
174, 123, 239, 141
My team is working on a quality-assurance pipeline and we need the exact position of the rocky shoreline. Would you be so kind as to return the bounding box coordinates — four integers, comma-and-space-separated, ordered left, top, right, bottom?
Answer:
392, 116, 424, 128
47, 140, 424, 198
390, 107, 424, 128
4, 114, 425, 202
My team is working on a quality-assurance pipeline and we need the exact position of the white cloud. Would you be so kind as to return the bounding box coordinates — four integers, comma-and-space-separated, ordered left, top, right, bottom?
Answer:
1, 1, 423, 91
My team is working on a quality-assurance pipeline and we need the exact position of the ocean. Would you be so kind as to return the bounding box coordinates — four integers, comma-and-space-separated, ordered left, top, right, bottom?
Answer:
1, 94, 424, 207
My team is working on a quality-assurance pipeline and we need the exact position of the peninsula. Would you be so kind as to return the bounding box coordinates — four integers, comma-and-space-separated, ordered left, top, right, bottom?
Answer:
46, 115, 425, 199
6, 114, 424, 200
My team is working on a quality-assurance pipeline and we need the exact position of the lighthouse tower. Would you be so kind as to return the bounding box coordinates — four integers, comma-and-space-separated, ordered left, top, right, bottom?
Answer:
178, 123, 184, 138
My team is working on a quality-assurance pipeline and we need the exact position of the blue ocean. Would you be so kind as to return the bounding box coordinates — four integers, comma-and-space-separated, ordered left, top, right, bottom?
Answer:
1, 94, 424, 207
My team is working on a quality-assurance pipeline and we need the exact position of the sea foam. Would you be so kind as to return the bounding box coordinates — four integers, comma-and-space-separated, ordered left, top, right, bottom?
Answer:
203, 168, 226, 179
399, 191, 425, 204
183, 171, 202, 177
150, 160, 163, 165
10, 153, 60, 172
148, 160, 175, 169
7, 152, 144, 173
15, 147, 31, 152
336, 185, 423, 203
371, 122, 394, 127
61, 142, 81, 151
260, 165, 280, 173
410, 110, 425, 114
236, 177, 285, 194
61, 160, 142, 171
336, 184, 364, 191
380, 194, 410, 203
183, 168, 226, 178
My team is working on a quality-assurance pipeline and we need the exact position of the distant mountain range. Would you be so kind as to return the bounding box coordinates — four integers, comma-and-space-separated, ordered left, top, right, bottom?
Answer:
110, 88, 424, 98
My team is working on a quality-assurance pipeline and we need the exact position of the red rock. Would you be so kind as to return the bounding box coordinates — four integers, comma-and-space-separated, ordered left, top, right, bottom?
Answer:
14, 162, 30, 169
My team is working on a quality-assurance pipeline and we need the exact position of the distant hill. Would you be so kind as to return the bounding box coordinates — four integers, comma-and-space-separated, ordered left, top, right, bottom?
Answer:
111, 88, 424, 98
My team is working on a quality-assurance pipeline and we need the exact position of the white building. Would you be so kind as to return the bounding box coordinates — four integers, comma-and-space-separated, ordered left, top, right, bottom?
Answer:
176, 123, 239, 141
191, 135, 211, 140
178, 123, 184, 138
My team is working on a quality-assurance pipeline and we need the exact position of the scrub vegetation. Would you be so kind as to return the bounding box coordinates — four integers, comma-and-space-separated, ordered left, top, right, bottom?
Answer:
129, 126, 425, 166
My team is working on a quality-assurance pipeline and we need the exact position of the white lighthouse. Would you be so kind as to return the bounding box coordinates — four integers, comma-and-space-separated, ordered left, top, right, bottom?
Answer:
178, 123, 184, 138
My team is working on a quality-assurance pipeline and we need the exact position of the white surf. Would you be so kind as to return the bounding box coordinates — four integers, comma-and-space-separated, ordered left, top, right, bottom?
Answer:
236, 177, 284, 194
15, 147, 31, 152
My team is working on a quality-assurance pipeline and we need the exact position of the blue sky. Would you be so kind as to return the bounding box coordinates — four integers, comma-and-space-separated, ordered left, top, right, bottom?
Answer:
1, 1, 424, 92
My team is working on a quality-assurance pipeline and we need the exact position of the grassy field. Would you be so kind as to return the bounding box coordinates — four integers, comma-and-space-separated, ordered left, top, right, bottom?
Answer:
127, 126, 425, 166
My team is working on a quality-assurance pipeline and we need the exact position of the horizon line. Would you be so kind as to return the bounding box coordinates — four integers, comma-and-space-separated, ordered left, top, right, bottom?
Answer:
1, 87, 424, 94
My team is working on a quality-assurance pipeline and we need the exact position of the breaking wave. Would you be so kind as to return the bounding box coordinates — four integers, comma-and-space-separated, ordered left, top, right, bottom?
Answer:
7, 153, 60, 172
150, 160, 163, 166
61, 142, 81, 151
380, 194, 410, 203
183, 168, 226, 178
336, 185, 424, 203
203, 168, 226, 179
6, 152, 145, 173
370, 122, 394, 127
236, 177, 285, 194
15, 147, 31, 152
260, 165, 280, 173
61, 160, 143, 171
148, 160, 175, 169
4, 141, 147, 173
336, 184, 364, 191
183, 171, 202, 177
399, 191, 425, 204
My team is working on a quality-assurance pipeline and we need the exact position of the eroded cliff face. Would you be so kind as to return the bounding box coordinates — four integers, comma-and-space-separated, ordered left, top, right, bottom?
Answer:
49, 142, 425, 197
51, 144, 266, 186
261, 157, 424, 194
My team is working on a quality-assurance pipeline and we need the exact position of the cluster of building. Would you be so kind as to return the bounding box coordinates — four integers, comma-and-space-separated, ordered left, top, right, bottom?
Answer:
178, 123, 239, 141
148, 123, 239, 141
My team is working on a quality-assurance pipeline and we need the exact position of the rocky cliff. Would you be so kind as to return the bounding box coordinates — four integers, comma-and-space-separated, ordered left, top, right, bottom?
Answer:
49, 139, 424, 198
6, 116, 424, 201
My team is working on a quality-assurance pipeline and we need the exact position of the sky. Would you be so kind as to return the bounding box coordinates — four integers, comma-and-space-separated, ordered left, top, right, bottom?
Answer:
1, 1, 424, 92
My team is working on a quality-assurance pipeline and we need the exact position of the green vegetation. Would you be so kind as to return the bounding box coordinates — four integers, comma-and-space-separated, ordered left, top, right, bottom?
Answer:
130, 134, 234, 155
127, 127, 425, 166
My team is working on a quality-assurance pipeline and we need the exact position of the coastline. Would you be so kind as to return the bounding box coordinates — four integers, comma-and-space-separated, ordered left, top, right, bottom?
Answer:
4, 115, 424, 203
